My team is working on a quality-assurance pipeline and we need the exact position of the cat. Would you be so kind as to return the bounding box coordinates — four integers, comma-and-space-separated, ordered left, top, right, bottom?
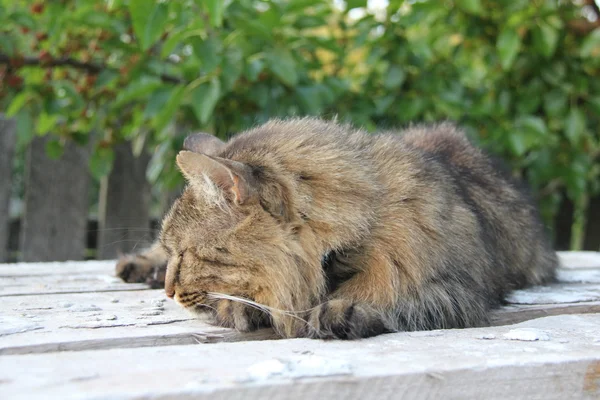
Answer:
116, 118, 557, 339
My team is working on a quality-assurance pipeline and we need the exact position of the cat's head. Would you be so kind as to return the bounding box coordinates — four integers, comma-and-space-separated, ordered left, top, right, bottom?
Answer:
158, 134, 325, 338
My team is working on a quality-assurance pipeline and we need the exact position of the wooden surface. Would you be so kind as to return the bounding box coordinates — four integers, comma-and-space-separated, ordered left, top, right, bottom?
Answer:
0, 252, 599, 399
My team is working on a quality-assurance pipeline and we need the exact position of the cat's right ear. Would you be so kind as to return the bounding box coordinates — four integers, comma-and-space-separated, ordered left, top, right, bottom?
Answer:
176, 151, 254, 205
183, 133, 225, 156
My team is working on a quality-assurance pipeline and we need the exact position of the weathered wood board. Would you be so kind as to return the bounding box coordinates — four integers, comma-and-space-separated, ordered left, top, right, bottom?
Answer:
0, 252, 599, 399
1, 314, 599, 399
0, 261, 149, 296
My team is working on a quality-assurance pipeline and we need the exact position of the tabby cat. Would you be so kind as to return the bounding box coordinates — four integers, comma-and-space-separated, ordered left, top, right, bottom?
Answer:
116, 118, 557, 339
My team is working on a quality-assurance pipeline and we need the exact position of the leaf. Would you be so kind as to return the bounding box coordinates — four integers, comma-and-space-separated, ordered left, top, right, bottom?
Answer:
296, 86, 323, 115
266, 51, 298, 86
45, 139, 64, 160
509, 116, 549, 156
374, 95, 395, 115
0, 34, 14, 56
517, 116, 548, 137
346, 0, 367, 10
143, 86, 174, 120
94, 70, 119, 90
192, 36, 221, 73
114, 76, 162, 108
36, 113, 58, 135
580, 29, 600, 58
221, 48, 243, 92
383, 66, 406, 90
6, 91, 33, 117
588, 96, 600, 115
565, 108, 586, 145
129, 0, 169, 51
235, 19, 273, 41
497, 28, 522, 70
160, 28, 189, 58
245, 58, 264, 82
15, 110, 35, 148
89, 147, 115, 180
455, 0, 483, 15
206, 0, 224, 27
532, 22, 559, 58
543, 89, 567, 115
191, 78, 221, 125
152, 85, 185, 137
397, 97, 426, 122
507, 134, 528, 157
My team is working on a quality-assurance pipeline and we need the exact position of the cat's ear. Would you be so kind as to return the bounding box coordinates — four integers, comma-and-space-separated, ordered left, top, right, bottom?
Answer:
176, 151, 254, 205
183, 133, 225, 156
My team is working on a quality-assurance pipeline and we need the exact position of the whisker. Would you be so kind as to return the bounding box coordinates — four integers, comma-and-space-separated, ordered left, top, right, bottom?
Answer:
207, 292, 317, 334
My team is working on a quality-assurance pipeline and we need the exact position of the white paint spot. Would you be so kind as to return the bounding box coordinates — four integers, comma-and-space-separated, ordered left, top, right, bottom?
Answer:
0, 316, 43, 336
71, 305, 102, 312
96, 275, 122, 284
477, 333, 496, 340
246, 359, 287, 380
141, 310, 162, 316
151, 299, 166, 307
408, 330, 444, 337
503, 328, 550, 341
245, 356, 352, 381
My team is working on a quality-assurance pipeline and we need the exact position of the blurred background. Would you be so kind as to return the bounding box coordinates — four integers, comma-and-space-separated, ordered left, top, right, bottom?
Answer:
0, 0, 599, 263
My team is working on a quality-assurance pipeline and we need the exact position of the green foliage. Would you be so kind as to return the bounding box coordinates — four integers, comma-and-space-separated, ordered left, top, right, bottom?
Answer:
1, 0, 599, 232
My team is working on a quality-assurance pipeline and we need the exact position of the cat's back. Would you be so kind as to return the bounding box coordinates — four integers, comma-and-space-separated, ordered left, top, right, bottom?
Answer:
378, 123, 557, 290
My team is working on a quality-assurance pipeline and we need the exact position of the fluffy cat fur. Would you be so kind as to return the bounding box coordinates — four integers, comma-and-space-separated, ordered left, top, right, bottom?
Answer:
116, 118, 557, 339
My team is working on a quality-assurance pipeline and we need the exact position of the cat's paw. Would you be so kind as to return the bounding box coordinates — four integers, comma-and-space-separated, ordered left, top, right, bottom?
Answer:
306, 299, 392, 339
115, 254, 166, 289
214, 300, 269, 332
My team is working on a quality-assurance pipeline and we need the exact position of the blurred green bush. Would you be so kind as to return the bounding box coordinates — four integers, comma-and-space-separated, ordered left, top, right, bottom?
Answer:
1, 0, 599, 245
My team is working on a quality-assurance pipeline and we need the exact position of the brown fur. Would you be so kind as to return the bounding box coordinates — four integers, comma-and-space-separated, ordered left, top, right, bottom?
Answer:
117, 118, 557, 339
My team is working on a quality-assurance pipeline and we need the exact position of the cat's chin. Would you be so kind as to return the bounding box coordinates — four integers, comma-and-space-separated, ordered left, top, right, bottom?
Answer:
184, 305, 215, 323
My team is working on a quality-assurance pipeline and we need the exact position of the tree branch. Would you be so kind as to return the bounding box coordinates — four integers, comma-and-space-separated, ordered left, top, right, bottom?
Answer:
0, 53, 185, 85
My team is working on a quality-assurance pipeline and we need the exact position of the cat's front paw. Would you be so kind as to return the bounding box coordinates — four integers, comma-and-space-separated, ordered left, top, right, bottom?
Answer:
115, 254, 166, 289
307, 299, 392, 339
214, 300, 269, 332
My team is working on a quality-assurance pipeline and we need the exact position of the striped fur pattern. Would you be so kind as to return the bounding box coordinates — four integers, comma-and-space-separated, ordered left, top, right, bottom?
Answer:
117, 118, 557, 339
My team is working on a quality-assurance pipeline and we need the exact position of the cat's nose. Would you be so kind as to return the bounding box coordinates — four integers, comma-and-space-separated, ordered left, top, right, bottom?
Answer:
165, 287, 175, 298
164, 260, 179, 299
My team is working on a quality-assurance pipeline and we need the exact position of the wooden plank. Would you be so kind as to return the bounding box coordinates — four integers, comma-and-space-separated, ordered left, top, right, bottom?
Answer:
0, 261, 146, 296
0, 273, 149, 296
0, 314, 598, 399
0, 260, 116, 277
492, 301, 600, 326
0, 255, 598, 356
1, 278, 599, 356
558, 251, 600, 269
0, 289, 277, 355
